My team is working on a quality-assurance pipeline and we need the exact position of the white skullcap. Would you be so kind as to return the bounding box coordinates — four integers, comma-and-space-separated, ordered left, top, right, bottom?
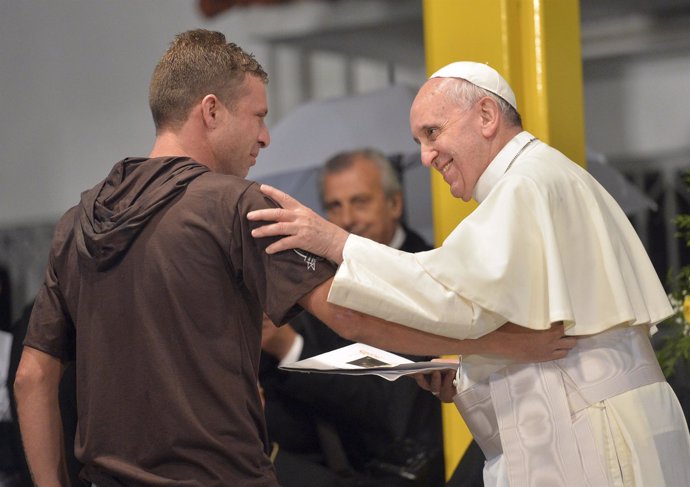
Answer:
430, 61, 518, 111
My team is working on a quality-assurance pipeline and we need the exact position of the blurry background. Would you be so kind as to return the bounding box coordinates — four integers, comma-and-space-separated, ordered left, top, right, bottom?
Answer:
2, 1, 690, 485
1, 0, 690, 329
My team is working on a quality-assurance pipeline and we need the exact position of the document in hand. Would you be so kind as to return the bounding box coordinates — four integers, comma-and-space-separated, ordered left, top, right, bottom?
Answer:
279, 343, 458, 381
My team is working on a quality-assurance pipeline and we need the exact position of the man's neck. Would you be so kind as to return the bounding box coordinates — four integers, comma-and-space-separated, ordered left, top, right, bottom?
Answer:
149, 130, 214, 170
149, 134, 187, 159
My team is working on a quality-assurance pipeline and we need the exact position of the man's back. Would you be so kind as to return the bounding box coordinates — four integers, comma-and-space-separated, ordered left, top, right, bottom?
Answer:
25, 157, 334, 486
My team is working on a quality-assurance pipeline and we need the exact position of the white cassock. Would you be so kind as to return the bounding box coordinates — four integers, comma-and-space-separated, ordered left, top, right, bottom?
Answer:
327, 131, 690, 486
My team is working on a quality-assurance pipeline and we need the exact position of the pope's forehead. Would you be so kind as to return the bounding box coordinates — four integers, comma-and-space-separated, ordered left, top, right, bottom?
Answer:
411, 79, 456, 116
413, 78, 453, 107
416, 77, 446, 97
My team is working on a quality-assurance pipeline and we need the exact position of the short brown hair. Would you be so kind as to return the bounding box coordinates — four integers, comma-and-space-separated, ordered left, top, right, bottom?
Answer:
149, 29, 268, 132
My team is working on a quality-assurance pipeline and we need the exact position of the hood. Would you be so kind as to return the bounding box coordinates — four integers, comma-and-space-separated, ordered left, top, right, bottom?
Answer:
75, 157, 209, 271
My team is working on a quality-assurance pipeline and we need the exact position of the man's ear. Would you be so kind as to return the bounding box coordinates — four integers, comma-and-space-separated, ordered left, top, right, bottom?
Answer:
389, 192, 403, 220
200, 94, 220, 128
478, 96, 501, 137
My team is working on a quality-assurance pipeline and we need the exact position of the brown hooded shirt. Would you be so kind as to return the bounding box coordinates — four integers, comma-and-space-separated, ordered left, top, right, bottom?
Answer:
25, 156, 335, 487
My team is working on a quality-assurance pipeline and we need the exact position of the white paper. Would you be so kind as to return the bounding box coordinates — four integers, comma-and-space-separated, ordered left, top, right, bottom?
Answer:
279, 342, 458, 381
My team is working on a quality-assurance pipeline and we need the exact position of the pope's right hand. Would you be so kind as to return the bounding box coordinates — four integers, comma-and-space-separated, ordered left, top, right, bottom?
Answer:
248, 184, 349, 263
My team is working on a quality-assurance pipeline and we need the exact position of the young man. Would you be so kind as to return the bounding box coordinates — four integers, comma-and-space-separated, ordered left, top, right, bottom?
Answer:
249, 61, 690, 486
13, 29, 335, 487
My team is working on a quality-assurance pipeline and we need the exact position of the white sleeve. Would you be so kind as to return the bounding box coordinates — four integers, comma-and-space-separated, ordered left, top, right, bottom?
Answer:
327, 235, 506, 340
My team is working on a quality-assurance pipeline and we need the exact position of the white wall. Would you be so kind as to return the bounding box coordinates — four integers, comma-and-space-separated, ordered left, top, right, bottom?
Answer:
0, 0, 418, 227
1, 1, 211, 225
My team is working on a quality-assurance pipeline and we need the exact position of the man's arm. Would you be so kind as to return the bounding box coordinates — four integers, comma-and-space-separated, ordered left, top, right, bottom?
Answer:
254, 184, 577, 361
261, 314, 300, 362
300, 279, 576, 362
14, 346, 69, 487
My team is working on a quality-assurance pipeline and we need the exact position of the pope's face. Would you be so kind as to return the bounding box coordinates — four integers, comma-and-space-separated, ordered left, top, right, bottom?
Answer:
321, 157, 402, 245
410, 78, 488, 202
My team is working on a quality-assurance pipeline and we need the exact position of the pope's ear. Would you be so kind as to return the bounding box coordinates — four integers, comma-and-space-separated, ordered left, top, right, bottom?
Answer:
478, 96, 501, 137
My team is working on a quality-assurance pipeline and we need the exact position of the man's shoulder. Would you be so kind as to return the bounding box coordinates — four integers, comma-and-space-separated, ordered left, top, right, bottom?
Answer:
192, 172, 255, 193
51, 205, 80, 246
188, 174, 274, 209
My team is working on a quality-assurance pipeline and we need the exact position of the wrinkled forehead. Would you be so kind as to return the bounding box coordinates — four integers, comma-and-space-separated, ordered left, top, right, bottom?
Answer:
410, 79, 456, 124
413, 78, 446, 103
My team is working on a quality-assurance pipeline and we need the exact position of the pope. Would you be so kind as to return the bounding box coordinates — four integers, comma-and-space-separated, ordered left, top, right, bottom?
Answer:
249, 61, 690, 486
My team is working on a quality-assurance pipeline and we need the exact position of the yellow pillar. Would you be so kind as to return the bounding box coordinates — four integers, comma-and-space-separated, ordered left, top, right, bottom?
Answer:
421, 0, 586, 479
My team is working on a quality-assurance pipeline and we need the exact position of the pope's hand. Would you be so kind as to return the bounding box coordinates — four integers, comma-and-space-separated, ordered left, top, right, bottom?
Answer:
248, 184, 349, 263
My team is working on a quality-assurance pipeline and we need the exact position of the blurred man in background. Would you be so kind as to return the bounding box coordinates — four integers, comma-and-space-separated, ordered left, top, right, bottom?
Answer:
261, 149, 449, 487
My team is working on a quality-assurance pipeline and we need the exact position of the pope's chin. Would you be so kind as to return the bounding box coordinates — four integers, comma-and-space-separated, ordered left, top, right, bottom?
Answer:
440, 172, 459, 198
449, 184, 468, 201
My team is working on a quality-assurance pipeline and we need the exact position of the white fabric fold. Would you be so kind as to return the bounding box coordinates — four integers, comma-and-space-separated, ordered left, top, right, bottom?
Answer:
416, 138, 672, 334
330, 134, 672, 338
453, 326, 688, 487
328, 235, 506, 339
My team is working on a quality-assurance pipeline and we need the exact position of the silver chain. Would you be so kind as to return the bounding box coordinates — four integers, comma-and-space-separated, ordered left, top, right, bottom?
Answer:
504, 137, 537, 173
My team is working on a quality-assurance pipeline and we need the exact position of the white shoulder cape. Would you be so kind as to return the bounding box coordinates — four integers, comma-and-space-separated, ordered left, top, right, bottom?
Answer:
328, 141, 672, 338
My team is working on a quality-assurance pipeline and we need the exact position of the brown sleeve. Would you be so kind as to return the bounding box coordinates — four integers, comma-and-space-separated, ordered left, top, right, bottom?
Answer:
232, 183, 336, 325
24, 226, 76, 362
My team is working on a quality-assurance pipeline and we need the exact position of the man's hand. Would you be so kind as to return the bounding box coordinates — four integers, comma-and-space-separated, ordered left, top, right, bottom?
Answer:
478, 322, 577, 362
248, 184, 349, 263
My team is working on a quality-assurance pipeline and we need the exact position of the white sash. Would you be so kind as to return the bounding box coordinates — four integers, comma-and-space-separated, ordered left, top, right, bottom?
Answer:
453, 325, 664, 486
